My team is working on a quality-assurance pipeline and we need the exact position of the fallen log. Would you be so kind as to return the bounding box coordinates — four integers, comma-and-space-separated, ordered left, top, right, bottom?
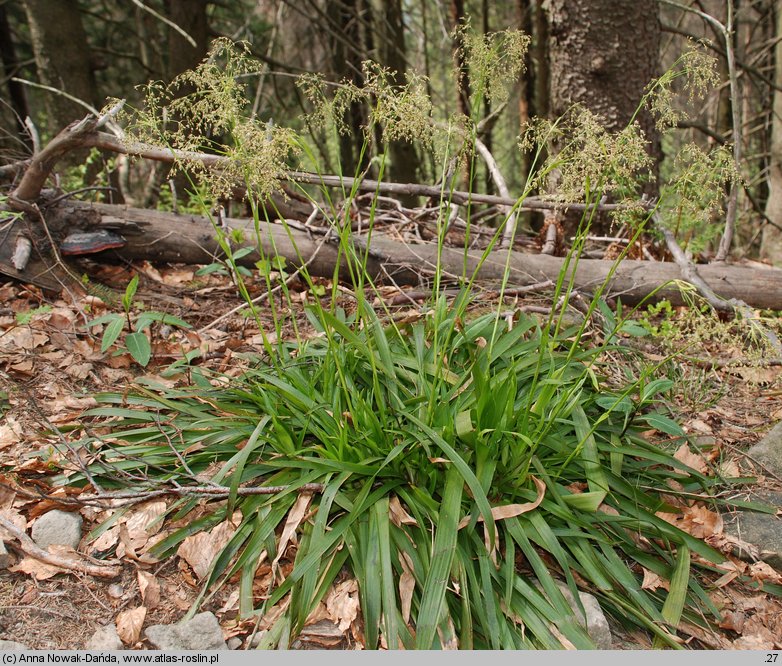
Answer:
6, 113, 765, 314
37, 200, 782, 310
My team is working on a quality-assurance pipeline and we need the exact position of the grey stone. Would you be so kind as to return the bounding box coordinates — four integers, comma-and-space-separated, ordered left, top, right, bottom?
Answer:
0, 641, 28, 650
535, 581, 612, 648
145, 612, 227, 650
747, 422, 782, 477
0, 540, 11, 569
249, 631, 268, 648
226, 637, 242, 650
31, 510, 82, 550
86, 624, 123, 650
556, 583, 612, 649
724, 491, 782, 571
107, 583, 124, 599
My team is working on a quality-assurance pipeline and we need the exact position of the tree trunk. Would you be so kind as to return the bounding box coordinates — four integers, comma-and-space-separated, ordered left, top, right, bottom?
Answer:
0, 3, 31, 150
450, 0, 471, 120
373, 0, 420, 187
544, 0, 661, 215
22, 0, 97, 134
165, 0, 210, 81
761, 3, 782, 263
325, 0, 369, 176
517, 0, 549, 230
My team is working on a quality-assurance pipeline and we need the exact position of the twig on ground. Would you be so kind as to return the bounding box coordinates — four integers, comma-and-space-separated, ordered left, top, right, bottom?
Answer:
385, 280, 555, 306
0, 515, 121, 579
68, 483, 327, 509
654, 213, 781, 354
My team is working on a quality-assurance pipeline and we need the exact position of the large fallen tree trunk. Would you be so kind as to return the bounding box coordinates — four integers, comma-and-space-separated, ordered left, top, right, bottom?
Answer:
31, 200, 782, 309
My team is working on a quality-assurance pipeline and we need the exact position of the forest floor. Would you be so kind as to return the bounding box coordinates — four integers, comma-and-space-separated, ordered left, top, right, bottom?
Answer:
1, 259, 782, 650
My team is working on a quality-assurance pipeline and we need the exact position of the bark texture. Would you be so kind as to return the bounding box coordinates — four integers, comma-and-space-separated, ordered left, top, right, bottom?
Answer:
545, 0, 661, 168
761, 4, 782, 264
19, 201, 782, 310
325, 0, 370, 175
374, 0, 420, 186
165, 0, 210, 80
22, 0, 97, 134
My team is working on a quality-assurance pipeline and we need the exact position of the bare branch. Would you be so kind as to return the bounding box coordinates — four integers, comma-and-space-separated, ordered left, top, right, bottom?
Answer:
128, 0, 196, 47
0, 515, 121, 579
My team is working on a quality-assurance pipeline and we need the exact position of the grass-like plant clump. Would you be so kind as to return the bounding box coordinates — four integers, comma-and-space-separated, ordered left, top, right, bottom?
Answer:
71, 297, 739, 649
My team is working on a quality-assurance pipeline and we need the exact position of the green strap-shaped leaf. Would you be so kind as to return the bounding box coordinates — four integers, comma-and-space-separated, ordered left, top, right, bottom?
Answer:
415, 464, 463, 649
654, 545, 690, 648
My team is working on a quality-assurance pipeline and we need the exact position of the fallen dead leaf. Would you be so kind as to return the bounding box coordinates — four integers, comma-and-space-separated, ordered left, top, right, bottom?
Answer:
272, 493, 311, 568
177, 514, 239, 579
9, 544, 81, 580
0, 419, 23, 449
389, 495, 417, 526
398, 551, 416, 625
10, 555, 66, 580
116, 606, 147, 645
299, 619, 343, 647
46, 311, 76, 330
729, 366, 779, 385
0, 508, 28, 534
123, 500, 167, 547
673, 443, 708, 474
0, 328, 49, 352
325, 578, 360, 633
717, 458, 741, 478
90, 525, 120, 554
10, 359, 34, 375
458, 476, 545, 529
641, 568, 668, 591
65, 363, 93, 380
748, 561, 782, 585
46, 395, 99, 422
160, 267, 195, 285
137, 570, 161, 609
137, 262, 164, 283
685, 418, 713, 434
106, 353, 133, 369
657, 504, 723, 539
217, 589, 240, 615
304, 601, 332, 626
719, 609, 745, 633
732, 634, 774, 650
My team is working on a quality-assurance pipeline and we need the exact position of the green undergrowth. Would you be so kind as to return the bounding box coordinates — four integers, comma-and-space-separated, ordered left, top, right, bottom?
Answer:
60, 295, 758, 649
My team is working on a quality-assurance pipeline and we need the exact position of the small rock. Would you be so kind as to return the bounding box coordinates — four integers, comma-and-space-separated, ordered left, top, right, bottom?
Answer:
0, 540, 12, 569
747, 422, 782, 477
249, 631, 268, 648
145, 612, 228, 650
556, 583, 612, 649
0, 640, 28, 650
724, 491, 782, 571
86, 624, 123, 650
31, 510, 82, 550
107, 584, 124, 599
226, 637, 242, 650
